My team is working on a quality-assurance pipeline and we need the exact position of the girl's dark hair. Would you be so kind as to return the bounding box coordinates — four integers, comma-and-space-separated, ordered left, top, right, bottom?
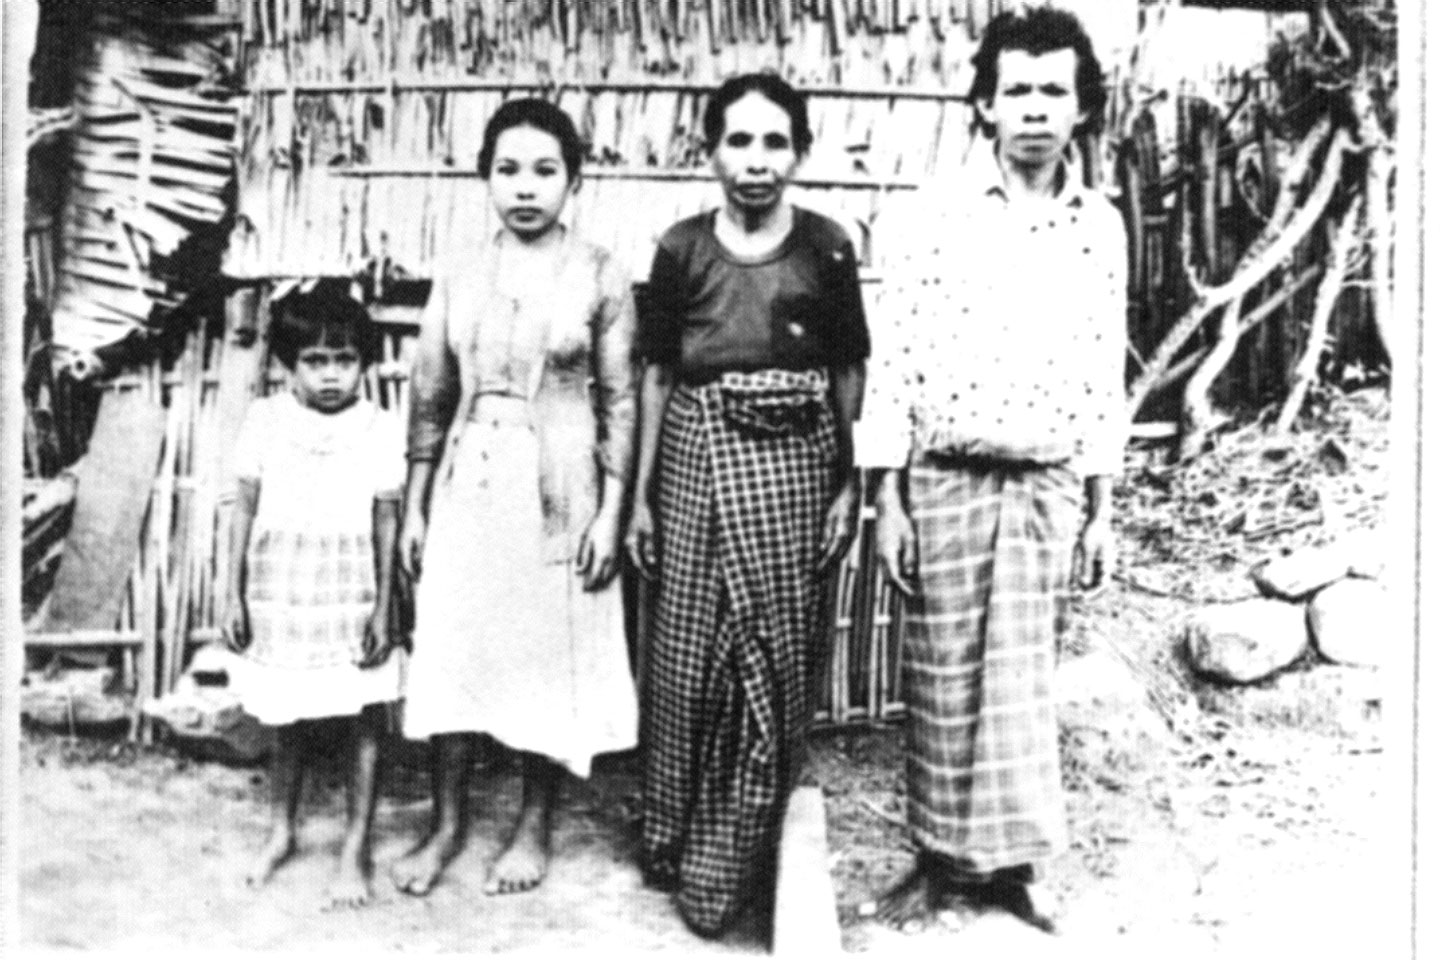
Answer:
269, 282, 380, 370
702, 72, 813, 156
476, 97, 585, 181
967, 5, 1107, 135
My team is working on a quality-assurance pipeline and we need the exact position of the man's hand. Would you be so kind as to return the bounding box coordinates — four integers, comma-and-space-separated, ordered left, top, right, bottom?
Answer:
876, 503, 919, 596
1073, 514, 1113, 591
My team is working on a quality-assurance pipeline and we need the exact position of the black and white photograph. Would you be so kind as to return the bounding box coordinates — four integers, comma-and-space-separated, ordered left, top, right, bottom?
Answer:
0, 0, 1428, 955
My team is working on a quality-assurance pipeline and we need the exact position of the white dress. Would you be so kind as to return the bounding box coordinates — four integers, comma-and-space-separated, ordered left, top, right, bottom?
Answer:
401, 234, 639, 778
227, 392, 406, 725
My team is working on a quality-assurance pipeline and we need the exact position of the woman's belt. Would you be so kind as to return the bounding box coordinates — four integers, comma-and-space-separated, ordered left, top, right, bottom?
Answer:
466, 391, 532, 427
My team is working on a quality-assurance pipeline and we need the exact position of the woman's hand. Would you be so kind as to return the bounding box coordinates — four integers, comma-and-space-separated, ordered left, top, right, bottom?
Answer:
817, 479, 860, 572
397, 510, 427, 583
625, 501, 660, 581
577, 501, 624, 591
875, 501, 919, 597
219, 592, 250, 653
357, 603, 394, 668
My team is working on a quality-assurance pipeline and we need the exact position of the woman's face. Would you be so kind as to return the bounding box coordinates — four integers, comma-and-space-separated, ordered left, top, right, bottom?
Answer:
488, 124, 576, 241
710, 92, 801, 217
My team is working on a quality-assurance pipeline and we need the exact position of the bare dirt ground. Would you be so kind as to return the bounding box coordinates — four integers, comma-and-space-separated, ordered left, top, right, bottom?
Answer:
19, 388, 1404, 956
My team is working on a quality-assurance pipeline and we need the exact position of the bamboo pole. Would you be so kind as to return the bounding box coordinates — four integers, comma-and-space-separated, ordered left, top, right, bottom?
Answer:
324, 163, 926, 189
246, 77, 975, 100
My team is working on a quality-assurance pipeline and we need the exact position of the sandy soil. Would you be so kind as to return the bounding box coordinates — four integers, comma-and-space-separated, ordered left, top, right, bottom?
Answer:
817, 586, 1399, 957
20, 393, 1401, 955
19, 736, 767, 954
19, 593, 1396, 957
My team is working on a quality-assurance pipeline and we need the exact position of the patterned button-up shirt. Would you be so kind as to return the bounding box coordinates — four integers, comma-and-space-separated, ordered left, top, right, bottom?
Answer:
858, 145, 1128, 477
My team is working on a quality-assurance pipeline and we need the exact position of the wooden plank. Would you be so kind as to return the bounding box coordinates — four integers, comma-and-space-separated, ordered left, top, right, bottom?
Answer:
40, 389, 167, 632
26, 631, 144, 648
773, 787, 842, 956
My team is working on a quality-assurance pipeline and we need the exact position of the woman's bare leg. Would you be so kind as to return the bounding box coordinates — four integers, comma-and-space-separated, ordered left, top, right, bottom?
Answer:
483, 752, 560, 895
391, 733, 472, 895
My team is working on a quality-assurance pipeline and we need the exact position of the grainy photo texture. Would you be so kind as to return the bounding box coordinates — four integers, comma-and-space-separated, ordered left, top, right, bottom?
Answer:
4, 0, 1425, 956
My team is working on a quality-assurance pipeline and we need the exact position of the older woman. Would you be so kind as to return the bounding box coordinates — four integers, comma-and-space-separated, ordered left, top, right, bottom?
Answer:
626, 72, 870, 936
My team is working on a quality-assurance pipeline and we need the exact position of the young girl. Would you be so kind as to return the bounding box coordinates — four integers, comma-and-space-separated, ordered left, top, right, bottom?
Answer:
391, 98, 638, 898
220, 286, 404, 909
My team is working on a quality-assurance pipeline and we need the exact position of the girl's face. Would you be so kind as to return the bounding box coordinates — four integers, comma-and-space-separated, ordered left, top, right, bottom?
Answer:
711, 92, 801, 217
488, 124, 576, 241
292, 342, 363, 413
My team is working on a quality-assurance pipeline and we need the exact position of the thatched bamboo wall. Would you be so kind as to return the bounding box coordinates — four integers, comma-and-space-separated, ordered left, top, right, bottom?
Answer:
223, 0, 1140, 279
31, 0, 1342, 734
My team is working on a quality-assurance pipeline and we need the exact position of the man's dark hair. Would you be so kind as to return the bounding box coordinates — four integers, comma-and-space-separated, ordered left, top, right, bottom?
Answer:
702, 72, 814, 156
269, 282, 380, 370
967, 5, 1107, 135
477, 97, 585, 181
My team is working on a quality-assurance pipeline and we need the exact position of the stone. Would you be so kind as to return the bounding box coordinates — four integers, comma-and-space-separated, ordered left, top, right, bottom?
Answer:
1251, 546, 1352, 600
1185, 598, 1309, 684
1308, 577, 1394, 668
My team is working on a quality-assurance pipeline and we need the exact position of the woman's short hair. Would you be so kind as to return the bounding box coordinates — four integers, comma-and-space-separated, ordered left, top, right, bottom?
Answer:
476, 97, 585, 181
967, 5, 1107, 134
269, 282, 380, 370
702, 72, 814, 156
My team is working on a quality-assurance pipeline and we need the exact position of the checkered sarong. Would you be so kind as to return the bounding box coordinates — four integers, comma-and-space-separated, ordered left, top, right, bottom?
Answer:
245, 527, 376, 669
901, 458, 1081, 877
641, 369, 837, 936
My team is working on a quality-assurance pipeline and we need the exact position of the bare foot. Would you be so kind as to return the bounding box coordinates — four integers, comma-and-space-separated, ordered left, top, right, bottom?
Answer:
482, 811, 550, 895
325, 851, 372, 910
984, 880, 1061, 935
390, 831, 463, 897
245, 829, 297, 888
870, 865, 940, 930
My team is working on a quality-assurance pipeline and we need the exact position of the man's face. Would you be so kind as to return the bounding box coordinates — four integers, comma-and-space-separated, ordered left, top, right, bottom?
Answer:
979, 47, 1086, 173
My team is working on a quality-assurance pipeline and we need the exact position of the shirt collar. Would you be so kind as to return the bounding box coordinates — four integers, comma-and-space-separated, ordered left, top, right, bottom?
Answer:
970, 141, 1087, 209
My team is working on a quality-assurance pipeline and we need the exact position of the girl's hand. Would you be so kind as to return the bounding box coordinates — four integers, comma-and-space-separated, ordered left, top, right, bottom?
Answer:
577, 503, 623, 591
625, 501, 660, 581
817, 480, 860, 572
219, 593, 250, 653
875, 503, 919, 597
398, 512, 427, 582
357, 605, 393, 668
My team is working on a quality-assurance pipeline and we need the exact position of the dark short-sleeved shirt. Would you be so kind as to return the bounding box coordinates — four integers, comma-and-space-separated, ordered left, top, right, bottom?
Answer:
635, 208, 871, 381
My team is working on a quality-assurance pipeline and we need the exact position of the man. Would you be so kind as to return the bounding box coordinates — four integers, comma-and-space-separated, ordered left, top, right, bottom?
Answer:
860, 5, 1127, 933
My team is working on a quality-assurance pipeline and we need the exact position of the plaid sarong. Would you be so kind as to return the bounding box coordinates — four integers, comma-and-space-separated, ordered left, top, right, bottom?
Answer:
901, 457, 1081, 877
641, 368, 837, 936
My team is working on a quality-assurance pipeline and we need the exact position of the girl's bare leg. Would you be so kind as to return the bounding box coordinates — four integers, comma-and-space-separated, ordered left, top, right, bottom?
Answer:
327, 705, 386, 908
391, 733, 472, 895
483, 752, 560, 895
247, 722, 304, 886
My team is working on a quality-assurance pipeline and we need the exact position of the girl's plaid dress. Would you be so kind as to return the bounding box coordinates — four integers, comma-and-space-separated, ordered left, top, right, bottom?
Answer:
228, 392, 405, 725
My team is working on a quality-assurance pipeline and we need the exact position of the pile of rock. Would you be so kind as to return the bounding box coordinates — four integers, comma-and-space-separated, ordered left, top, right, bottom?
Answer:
1183, 532, 1392, 685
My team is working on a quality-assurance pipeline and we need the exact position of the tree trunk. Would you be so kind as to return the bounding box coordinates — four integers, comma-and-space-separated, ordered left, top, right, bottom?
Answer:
1273, 193, 1362, 433
1179, 297, 1242, 461
1127, 121, 1350, 421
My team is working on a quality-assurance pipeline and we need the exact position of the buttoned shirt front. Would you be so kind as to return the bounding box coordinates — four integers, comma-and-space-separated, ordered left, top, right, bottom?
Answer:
858, 145, 1128, 477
